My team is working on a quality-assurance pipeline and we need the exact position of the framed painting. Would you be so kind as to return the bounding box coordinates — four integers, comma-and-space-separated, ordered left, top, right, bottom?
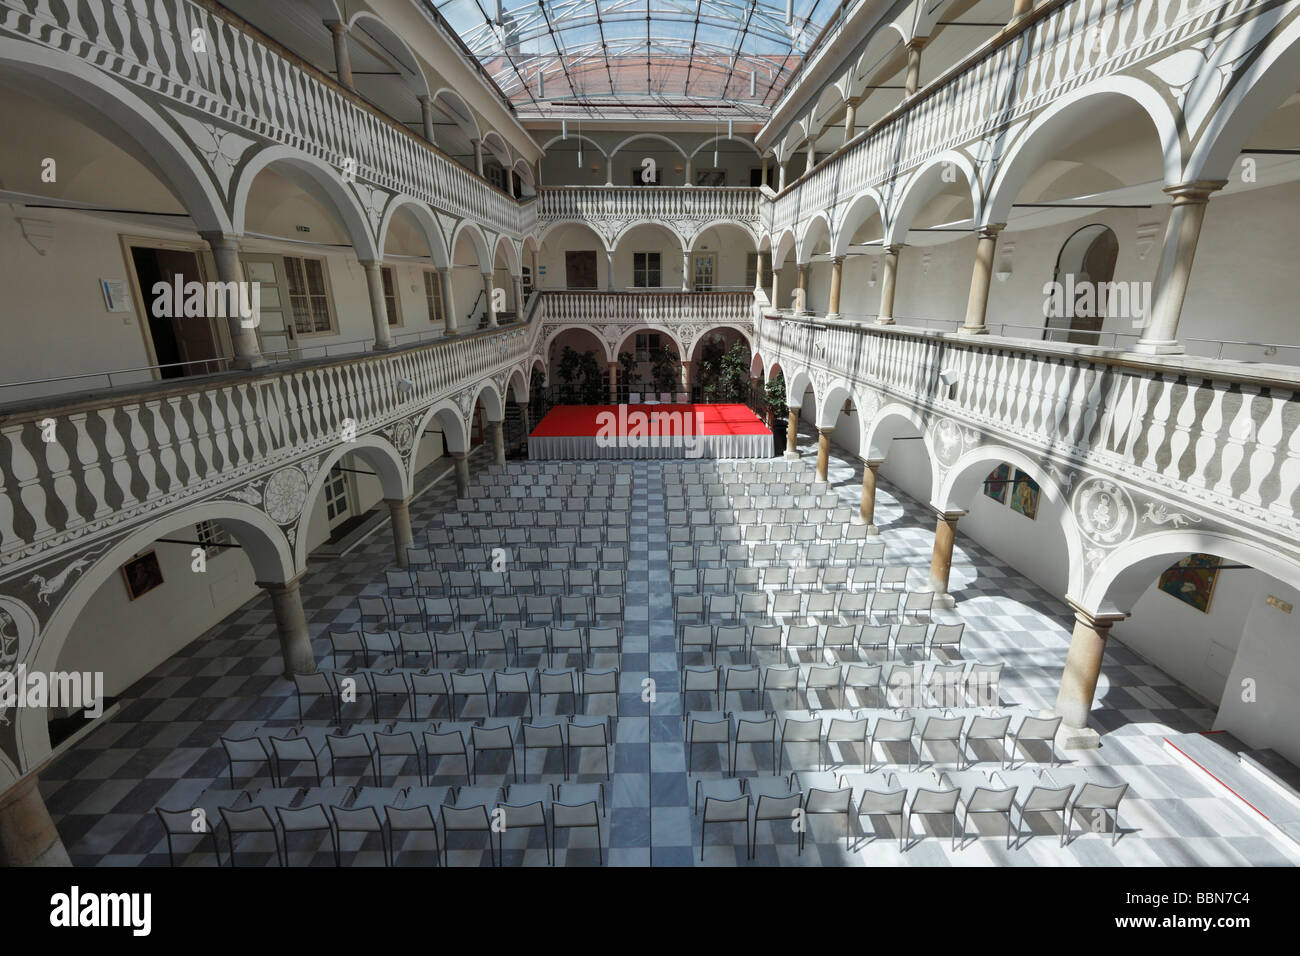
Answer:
983, 463, 1011, 504
1009, 470, 1041, 520
1158, 554, 1221, 613
121, 550, 164, 601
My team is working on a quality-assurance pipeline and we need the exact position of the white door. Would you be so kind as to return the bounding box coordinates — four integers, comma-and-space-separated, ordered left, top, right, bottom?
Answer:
242, 255, 299, 360
692, 254, 716, 292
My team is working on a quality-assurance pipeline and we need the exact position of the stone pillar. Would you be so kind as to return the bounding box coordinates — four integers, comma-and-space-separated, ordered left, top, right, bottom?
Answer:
815, 427, 833, 482
877, 244, 902, 324
1011, 0, 1034, 19
843, 100, 858, 145
761, 154, 769, 186
785, 409, 800, 458
489, 420, 506, 465
927, 511, 965, 608
608, 361, 619, 403
482, 272, 497, 326
602, 250, 614, 291
517, 400, 530, 438
778, 162, 787, 191
797, 264, 810, 313
512, 275, 525, 317
905, 39, 928, 96
961, 224, 1005, 334
473, 139, 484, 177
419, 95, 436, 145
827, 256, 844, 318
439, 267, 458, 335
1137, 181, 1226, 354
770, 270, 780, 311
681, 251, 691, 292
386, 497, 414, 568
680, 361, 692, 399
202, 233, 264, 368
1054, 603, 1129, 747
329, 21, 354, 91
806, 138, 816, 172
361, 260, 393, 349
0, 774, 71, 866
860, 459, 883, 533
451, 451, 471, 496
684, 157, 693, 186
259, 575, 317, 678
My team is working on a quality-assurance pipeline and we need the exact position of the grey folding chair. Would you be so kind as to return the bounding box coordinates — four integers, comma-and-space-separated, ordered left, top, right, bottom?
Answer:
907, 784, 962, 851
1069, 782, 1130, 847
700, 792, 751, 861
687, 713, 732, 774
1009, 715, 1063, 769
423, 728, 470, 784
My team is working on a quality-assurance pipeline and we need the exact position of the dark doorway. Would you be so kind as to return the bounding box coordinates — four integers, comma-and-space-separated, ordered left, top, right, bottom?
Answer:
130, 247, 221, 378
565, 250, 598, 289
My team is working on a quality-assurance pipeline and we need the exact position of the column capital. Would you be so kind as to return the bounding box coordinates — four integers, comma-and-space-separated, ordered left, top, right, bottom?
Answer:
1065, 597, 1130, 628
830, 255, 845, 266
861, 457, 885, 469
359, 258, 383, 270
255, 571, 308, 592
932, 507, 966, 522
325, 19, 348, 35
976, 222, 1007, 240
906, 36, 930, 52
818, 426, 835, 436
198, 231, 243, 250
884, 243, 906, 255
383, 496, 411, 507
1162, 180, 1228, 205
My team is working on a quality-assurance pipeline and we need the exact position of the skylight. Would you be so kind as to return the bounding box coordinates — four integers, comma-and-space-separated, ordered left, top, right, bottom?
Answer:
426, 0, 842, 114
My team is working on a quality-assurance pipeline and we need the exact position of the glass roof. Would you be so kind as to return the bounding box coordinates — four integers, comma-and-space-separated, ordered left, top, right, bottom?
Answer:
426, 0, 841, 112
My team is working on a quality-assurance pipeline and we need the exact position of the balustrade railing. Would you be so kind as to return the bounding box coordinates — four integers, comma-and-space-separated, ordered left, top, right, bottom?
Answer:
537, 187, 765, 226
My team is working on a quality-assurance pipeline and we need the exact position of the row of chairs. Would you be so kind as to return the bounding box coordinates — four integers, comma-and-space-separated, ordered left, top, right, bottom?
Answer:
357, 591, 627, 633
664, 538, 885, 565
226, 716, 614, 790
454, 496, 634, 515
384, 566, 629, 599
673, 591, 941, 630
671, 562, 908, 594
295, 666, 622, 722
663, 459, 806, 475
680, 660, 1001, 711
684, 710, 1062, 775
422, 526, 628, 548
694, 769, 1129, 857
330, 622, 625, 669
402, 545, 628, 573
441, 511, 630, 532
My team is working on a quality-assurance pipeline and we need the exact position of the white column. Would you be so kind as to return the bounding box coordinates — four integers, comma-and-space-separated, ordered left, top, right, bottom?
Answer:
878, 244, 902, 324
843, 100, 858, 145
827, 256, 844, 318
961, 224, 1004, 334
905, 38, 928, 95
0, 774, 71, 866
419, 95, 435, 145
1054, 603, 1130, 747
1136, 181, 1226, 354
512, 275, 525, 318
201, 232, 263, 368
439, 266, 458, 335
386, 498, 414, 568
259, 575, 317, 678
473, 139, 484, 177
482, 272, 497, 326
329, 21, 354, 91
489, 420, 506, 465
681, 251, 691, 292
361, 260, 393, 349
606, 250, 616, 291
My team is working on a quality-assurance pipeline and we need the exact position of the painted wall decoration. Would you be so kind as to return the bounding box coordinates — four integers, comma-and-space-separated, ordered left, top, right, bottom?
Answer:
984, 463, 1011, 503
121, 551, 165, 602
1010, 470, 1041, 520
1158, 553, 1222, 613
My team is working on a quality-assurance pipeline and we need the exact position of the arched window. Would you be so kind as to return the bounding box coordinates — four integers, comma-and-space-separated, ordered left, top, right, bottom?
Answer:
1047, 224, 1119, 344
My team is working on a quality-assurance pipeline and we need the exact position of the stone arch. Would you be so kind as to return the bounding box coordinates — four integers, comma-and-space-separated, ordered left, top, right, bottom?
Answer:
784, 366, 815, 412
688, 135, 761, 160
797, 212, 832, 264
469, 379, 505, 422
983, 78, 1182, 225
931, 443, 1085, 592
505, 367, 529, 403
1187, 11, 1300, 181
431, 87, 481, 143
816, 380, 855, 429
293, 437, 409, 569
345, 11, 431, 98
614, 325, 686, 366
1082, 529, 1300, 614
0, 38, 231, 235
860, 403, 930, 460
609, 132, 688, 160
539, 132, 608, 156
543, 324, 609, 364
451, 219, 493, 271
610, 219, 686, 254
481, 130, 512, 168
750, 351, 767, 379
833, 188, 888, 256
772, 229, 798, 269
849, 22, 909, 99
884, 150, 981, 245
529, 354, 549, 387
687, 221, 760, 253
233, 146, 379, 260
536, 220, 611, 254
376, 196, 450, 266
16, 501, 295, 772
493, 234, 521, 275
411, 398, 471, 461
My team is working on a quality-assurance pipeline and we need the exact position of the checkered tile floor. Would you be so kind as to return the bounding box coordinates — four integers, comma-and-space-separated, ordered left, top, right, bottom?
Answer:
40, 432, 1300, 866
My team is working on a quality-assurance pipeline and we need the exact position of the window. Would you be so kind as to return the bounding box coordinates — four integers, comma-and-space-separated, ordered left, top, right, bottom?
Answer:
194, 520, 231, 558
486, 164, 507, 190
746, 252, 773, 291
283, 256, 334, 334
692, 254, 716, 292
381, 266, 401, 326
565, 251, 598, 289
324, 464, 350, 524
633, 252, 661, 288
521, 265, 534, 297
694, 169, 726, 187
635, 333, 660, 362
750, 167, 775, 188
632, 166, 661, 185
423, 270, 445, 326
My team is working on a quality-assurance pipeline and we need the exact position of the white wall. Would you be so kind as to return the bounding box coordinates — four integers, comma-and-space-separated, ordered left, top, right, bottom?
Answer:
1214, 581, 1300, 766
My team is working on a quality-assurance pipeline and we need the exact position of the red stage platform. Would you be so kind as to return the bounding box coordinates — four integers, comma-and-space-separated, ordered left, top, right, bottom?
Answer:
528, 403, 772, 459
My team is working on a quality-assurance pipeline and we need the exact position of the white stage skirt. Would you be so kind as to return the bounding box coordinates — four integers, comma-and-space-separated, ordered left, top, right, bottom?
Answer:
528, 433, 771, 460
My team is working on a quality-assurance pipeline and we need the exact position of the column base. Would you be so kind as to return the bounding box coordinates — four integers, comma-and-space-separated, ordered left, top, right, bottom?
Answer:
875, 317, 895, 325
1054, 720, 1102, 750
957, 325, 989, 335
1132, 339, 1185, 355
865, 523, 880, 536
372, 341, 394, 351
783, 450, 801, 460
231, 354, 268, 371
923, 588, 957, 609
825, 313, 841, 321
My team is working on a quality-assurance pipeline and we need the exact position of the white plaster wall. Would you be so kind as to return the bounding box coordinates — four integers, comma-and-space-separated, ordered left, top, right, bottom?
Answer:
1214, 581, 1300, 766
